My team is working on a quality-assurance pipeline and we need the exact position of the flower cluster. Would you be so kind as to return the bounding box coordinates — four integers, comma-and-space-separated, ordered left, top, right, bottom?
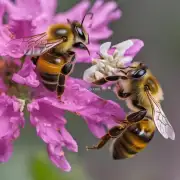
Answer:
0, 0, 127, 172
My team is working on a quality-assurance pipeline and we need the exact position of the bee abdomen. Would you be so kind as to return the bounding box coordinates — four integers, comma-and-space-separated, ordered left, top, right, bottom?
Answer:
112, 138, 135, 160
112, 120, 155, 160
112, 134, 145, 160
40, 72, 58, 91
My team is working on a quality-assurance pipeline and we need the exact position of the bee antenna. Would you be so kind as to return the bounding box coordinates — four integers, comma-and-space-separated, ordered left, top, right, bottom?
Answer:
81, 12, 94, 26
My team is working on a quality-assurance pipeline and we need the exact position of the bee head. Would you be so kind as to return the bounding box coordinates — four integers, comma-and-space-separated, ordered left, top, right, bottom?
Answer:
127, 62, 148, 79
67, 13, 93, 55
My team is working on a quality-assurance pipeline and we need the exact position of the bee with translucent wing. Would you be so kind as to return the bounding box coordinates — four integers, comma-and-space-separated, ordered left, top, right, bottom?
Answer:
145, 85, 175, 140
85, 41, 175, 160
4, 13, 93, 99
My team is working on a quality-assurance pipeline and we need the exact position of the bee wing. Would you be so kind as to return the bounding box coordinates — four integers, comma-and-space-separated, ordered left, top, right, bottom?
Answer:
4, 33, 64, 57
145, 89, 175, 140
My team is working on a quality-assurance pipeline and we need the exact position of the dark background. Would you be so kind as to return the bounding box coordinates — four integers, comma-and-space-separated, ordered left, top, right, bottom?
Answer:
1, 1, 180, 180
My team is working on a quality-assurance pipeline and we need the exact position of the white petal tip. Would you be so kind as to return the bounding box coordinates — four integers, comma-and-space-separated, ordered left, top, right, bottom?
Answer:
100, 42, 112, 56
170, 134, 175, 140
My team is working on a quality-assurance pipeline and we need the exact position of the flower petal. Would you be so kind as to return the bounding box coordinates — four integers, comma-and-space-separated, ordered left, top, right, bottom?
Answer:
12, 58, 40, 88
0, 77, 7, 93
75, 43, 100, 63
28, 76, 125, 138
61, 78, 126, 137
54, 1, 90, 23
60, 127, 78, 152
0, 2, 5, 25
47, 144, 71, 172
27, 98, 65, 126
38, 0, 57, 17
88, 27, 113, 41
0, 139, 13, 163
90, 1, 121, 28
27, 97, 78, 171
0, 93, 24, 162
36, 123, 63, 145
124, 39, 144, 58
113, 39, 144, 58
85, 119, 106, 138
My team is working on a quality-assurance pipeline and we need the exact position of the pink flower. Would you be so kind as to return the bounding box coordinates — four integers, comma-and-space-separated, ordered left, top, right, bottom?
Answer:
0, 93, 25, 162
27, 98, 77, 172
0, 0, 125, 171
47, 144, 71, 171
61, 78, 125, 137
12, 58, 40, 88
26, 78, 125, 171
2, 0, 121, 62
0, 59, 124, 171
0, 139, 13, 162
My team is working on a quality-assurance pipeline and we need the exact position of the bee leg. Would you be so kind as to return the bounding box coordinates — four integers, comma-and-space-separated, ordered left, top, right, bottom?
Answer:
86, 124, 129, 151
92, 75, 120, 85
57, 53, 76, 99
31, 56, 39, 65
61, 55, 75, 76
86, 133, 111, 150
127, 100, 147, 123
116, 88, 131, 99
108, 124, 128, 137
56, 74, 65, 100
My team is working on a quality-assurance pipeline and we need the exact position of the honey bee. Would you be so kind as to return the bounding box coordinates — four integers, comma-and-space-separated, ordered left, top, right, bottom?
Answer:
85, 46, 175, 159
5, 13, 93, 99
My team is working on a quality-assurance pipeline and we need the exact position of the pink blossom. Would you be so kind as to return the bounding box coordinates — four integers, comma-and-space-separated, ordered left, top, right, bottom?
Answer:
0, 56, 126, 172
47, 144, 71, 172
0, 93, 25, 162
0, 0, 126, 171
12, 58, 40, 88
2, 0, 121, 62
27, 98, 77, 172
0, 139, 13, 162
61, 78, 125, 137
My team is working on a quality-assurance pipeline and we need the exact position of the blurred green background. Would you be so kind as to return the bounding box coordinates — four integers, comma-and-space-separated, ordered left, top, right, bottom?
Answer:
1, 0, 180, 180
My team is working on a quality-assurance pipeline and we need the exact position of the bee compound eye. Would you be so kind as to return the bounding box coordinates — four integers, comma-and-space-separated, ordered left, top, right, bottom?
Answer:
132, 69, 146, 79
75, 26, 86, 41
71, 55, 75, 62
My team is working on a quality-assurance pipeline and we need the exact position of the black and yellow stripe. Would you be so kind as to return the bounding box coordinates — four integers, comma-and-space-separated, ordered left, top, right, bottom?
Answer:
35, 52, 66, 92
40, 72, 58, 91
112, 118, 155, 160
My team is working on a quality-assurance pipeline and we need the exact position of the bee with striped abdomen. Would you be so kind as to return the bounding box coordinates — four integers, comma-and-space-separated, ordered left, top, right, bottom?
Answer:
5, 13, 93, 99
86, 60, 175, 159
